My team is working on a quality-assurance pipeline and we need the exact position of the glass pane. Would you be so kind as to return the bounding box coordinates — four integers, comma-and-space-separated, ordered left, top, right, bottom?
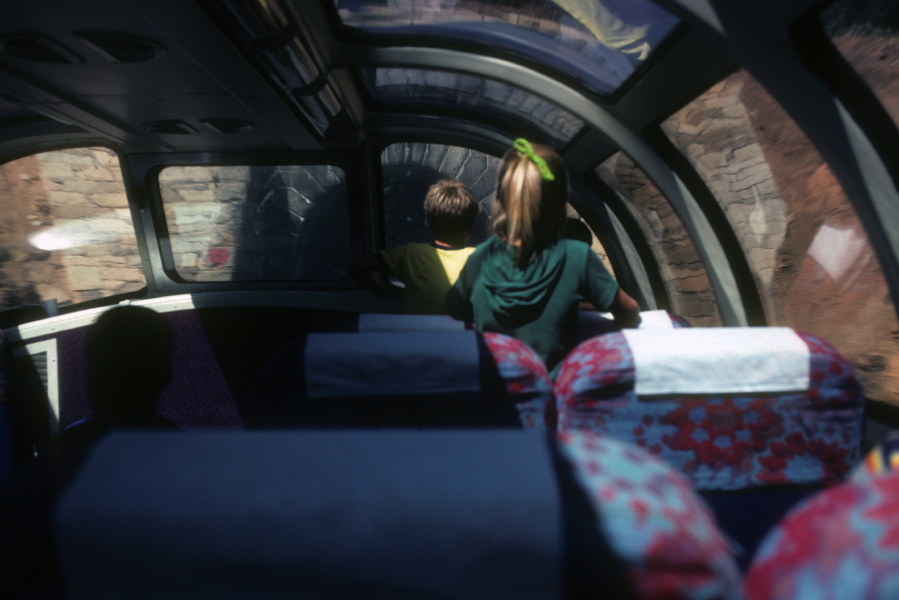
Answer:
363, 68, 585, 144
596, 152, 721, 326
565, 210, 615, 277
662, 70, 899, 406
821, 0, 899, 128
0, 147, 145, 310
335, 0, 680, 96
381, 142, 616, 279
159, 165, 351, 282
382, 143, 501, 248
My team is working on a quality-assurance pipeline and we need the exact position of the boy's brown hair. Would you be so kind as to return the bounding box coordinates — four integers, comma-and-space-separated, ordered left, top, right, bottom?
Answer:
423, 179, 480, 243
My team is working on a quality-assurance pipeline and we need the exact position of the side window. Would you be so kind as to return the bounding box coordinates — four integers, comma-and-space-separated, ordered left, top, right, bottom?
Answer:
0, 147, 145, 310
821, 0, 899, 129
595, 153, 722, 326
381, 143, 500, 248
159, 165, 350, 282
662, 69, 899, 406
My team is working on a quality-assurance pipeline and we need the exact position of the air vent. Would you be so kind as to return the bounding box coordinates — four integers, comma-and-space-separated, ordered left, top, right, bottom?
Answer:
201, 118, 256, 134
142, 120, 199, 135
0, 35, 83, 64
75, 31, 165, 63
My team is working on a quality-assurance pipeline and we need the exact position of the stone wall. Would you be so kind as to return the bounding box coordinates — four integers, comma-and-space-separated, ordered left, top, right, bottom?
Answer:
597, 153, 721, 327
0, 148, 144, 310
159, 166, 248, 282
661, 58, 899, 406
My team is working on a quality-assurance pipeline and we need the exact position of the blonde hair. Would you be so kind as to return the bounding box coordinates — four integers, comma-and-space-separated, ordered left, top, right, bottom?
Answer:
492, 142, 568, 267
423, 179, 480, 241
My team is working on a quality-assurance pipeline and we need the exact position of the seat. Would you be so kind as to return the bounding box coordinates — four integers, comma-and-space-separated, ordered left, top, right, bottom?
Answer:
554, 430, 744, 600
0, 328, 13, 483
47, 429, 741, 600
554, 327, 864, 566
246, 329, 553, 429
55, 308, 243, 431
745, 468, 899, 600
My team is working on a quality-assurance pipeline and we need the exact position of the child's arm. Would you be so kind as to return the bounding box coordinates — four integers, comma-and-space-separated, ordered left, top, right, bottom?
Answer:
608, 288, 641, 328
348, 255, 404, 301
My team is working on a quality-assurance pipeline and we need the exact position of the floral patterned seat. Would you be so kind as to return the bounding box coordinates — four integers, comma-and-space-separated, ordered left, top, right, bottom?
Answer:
745, 468, 899, 599
554, 329, 864, 491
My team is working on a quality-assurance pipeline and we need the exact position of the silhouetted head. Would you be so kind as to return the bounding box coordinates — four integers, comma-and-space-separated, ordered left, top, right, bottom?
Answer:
492, 139, 569, 268
85, 306, 173, 422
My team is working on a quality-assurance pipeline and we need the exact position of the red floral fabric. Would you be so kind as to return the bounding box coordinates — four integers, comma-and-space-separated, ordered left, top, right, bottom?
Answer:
558, 430, 744, 600
554, 331, 863, 490
481, 332, 553, 429
746, 471, 899, 599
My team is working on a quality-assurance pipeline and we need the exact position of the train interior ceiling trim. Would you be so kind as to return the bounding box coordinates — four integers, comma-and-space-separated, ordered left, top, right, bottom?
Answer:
3, 0, 899, 596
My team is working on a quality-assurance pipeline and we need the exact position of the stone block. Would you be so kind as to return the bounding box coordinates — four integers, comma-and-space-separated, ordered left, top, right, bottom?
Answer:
175, 188, 217, 202
101, 267, 145, 284
51, 205, 95, 220
91, 149, 121, 167
159, 166, 212, 184
176, 252, 200, 269
60, 180, 126, 195
66, 266, 103, 291
48, 191, 87, 206
38, 151, 93, 166
72, 166, 120, 182
90, 193, 129, 208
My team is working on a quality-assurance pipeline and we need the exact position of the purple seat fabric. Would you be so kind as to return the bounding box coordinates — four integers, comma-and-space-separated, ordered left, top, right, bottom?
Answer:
745, 470, 899, 600
57, 310, 243, 431
554, 330, 864, 490
557, 430, 744, 600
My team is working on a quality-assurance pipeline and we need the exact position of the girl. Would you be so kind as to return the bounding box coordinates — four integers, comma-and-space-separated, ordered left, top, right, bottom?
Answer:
446, 139, 640, 373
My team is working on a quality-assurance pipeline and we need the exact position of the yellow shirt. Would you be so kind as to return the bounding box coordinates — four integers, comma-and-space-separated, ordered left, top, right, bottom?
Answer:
380, 243, 476, 314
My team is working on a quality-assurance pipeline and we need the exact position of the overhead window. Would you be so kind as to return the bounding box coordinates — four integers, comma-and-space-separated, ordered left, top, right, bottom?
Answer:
159, 165, 351, 282
662, 69, 899, 406
595, 153, 721, 326
334, 0, 680, 97
363, 68, 585, 145
0, 147, 145, 311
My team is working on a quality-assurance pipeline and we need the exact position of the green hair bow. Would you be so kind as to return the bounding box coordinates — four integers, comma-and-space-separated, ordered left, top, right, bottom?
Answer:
514, 138, 555, 181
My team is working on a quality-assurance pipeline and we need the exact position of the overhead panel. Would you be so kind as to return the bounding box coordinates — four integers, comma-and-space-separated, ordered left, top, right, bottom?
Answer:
331, 0, 680, 98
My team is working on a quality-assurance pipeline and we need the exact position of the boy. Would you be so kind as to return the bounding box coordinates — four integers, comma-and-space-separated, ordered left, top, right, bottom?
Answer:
349, 179, 480, 314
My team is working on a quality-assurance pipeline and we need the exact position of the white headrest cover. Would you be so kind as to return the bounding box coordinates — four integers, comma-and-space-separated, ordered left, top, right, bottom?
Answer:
622, 327, 810, 395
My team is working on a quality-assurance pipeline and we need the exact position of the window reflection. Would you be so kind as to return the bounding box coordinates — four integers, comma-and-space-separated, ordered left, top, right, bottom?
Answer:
663, 70, 899, 406
596, 153, 721, 326
159, 165, 351, 282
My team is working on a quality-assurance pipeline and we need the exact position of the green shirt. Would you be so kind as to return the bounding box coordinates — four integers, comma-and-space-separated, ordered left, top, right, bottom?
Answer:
380, 243, 475, 315
446, 237, 619, 371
